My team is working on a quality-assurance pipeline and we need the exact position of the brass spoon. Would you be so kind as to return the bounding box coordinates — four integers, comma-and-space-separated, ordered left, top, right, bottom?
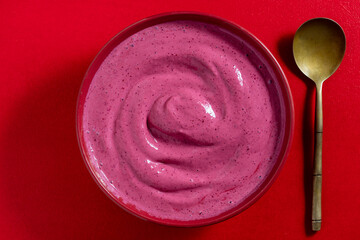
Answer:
293, 18, 346, 231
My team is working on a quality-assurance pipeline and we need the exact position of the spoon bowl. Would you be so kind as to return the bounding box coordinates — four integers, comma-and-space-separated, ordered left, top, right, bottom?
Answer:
293, 18, 346, 83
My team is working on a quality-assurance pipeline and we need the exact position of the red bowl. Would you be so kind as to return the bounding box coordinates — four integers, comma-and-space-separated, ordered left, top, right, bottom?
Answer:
76, 12, 294, 227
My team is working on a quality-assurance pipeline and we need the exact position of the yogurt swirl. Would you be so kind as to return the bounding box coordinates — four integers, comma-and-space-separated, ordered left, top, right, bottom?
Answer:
82, 21, 284, 221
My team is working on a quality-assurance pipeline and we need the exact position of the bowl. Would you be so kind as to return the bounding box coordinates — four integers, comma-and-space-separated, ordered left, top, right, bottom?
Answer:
76, 12, 294, 227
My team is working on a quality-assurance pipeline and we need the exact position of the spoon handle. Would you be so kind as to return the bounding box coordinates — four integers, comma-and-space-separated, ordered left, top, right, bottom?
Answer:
312, 83, 323, 231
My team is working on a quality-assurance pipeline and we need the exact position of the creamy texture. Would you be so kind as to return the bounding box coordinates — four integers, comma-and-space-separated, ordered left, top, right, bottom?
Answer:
82, 21, 284, 221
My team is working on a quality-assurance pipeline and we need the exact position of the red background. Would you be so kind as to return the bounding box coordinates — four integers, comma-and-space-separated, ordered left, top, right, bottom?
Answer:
1, 0, 359, 239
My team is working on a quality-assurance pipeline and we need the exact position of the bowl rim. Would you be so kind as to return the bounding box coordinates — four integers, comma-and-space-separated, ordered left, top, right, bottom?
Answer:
76, 11, 295, 227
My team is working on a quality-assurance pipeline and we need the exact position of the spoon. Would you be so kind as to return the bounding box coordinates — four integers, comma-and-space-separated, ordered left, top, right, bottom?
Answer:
293, 18, 346, 231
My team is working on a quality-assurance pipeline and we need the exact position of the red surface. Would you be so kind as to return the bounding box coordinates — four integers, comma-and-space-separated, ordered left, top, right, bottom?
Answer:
0, 0, 359, 239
